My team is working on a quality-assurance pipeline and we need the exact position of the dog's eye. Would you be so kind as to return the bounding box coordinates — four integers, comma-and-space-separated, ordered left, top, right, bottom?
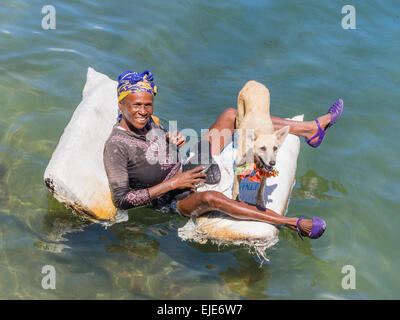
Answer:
260, 146, 266, 151
273, 146, 278, 151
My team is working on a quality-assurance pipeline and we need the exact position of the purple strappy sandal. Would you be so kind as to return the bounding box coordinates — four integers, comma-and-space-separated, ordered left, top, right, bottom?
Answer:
296, 217, 326, 240
305, 99, 343, 148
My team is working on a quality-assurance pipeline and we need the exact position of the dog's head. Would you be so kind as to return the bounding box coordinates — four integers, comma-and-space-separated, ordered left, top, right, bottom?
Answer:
247, 125, 290, 171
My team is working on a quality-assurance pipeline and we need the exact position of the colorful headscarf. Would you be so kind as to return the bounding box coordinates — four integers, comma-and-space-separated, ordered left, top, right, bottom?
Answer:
117, 70, 158, 102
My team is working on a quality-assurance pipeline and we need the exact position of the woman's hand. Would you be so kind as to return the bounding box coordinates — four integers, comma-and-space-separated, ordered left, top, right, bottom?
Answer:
148, 166, 205, 200
168, 167, 206, 190
166, 130, 186, 147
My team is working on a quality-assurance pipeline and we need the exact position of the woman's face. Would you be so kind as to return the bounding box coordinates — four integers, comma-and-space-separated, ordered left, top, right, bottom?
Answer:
119, 91, 154, 130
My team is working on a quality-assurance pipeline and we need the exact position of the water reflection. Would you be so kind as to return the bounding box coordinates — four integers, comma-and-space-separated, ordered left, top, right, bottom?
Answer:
279, 227, 327, 263
105, 207, 179, 260
92, 209, 190, 299
34, 193, 92, 252
293, 169, 348, 201
219, 250, 270, 299
41, 193, 169, 259
0, 164, 9, 204
41, 194, 180, 297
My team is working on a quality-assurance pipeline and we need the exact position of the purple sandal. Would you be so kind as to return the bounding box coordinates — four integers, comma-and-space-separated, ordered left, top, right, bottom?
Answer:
305, 99, 343, 148
296, 217, 326, 240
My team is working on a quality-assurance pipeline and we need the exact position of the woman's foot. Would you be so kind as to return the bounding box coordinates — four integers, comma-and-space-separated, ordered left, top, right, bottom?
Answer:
305, 99, 344, 147
288, 217, 326, 239
288, 218, 312, 234
305, 113, 331, 144
297, 218, 313, 236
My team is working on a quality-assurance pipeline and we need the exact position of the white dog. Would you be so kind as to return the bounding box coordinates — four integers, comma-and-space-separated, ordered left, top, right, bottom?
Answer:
232, 80, 290, 208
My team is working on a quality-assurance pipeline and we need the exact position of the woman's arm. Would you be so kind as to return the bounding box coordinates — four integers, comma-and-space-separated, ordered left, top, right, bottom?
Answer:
104, 140, 205, 210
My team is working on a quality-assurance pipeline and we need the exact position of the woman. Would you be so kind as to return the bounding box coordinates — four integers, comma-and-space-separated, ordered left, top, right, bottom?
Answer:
103, 70, 343, 239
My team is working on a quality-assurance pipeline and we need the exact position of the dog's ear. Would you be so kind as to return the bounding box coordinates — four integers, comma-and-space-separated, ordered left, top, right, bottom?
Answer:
245, 130, 257, 155
274, 125, 290, 146
237, 149, 254, 167
243, 129, 256, 152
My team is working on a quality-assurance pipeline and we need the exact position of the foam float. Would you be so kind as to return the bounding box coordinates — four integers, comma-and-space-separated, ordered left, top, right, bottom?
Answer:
44, 67, 302, 252
44, 68, 121, 221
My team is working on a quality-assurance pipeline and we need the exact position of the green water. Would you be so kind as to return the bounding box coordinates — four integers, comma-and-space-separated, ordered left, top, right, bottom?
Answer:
1, 0, 399, 299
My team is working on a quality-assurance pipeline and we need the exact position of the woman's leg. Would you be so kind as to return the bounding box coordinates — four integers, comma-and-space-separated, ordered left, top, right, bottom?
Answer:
201, 108, 333, 153
270, 115, 331, 144
177, 190, 313, 236
201, 108, 237, 156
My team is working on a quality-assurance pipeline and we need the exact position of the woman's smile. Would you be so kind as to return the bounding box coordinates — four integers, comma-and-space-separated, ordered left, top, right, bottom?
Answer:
118, 91, 154, 131
135, 115, 148, 123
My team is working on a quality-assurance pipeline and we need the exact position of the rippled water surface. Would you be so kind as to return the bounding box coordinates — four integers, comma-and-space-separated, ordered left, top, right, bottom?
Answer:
1, 0, 399, 299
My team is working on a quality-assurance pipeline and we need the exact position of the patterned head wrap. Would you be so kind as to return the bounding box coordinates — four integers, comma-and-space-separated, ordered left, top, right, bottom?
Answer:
117, 70, 158, 102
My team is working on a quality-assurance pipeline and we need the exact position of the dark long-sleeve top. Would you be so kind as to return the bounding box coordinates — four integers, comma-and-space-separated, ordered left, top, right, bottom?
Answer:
103, 118, 181, 210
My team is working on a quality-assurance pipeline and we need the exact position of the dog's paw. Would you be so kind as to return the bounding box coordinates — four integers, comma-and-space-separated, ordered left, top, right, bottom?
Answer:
255, 198, 266, 210
256, 203, 266, 210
